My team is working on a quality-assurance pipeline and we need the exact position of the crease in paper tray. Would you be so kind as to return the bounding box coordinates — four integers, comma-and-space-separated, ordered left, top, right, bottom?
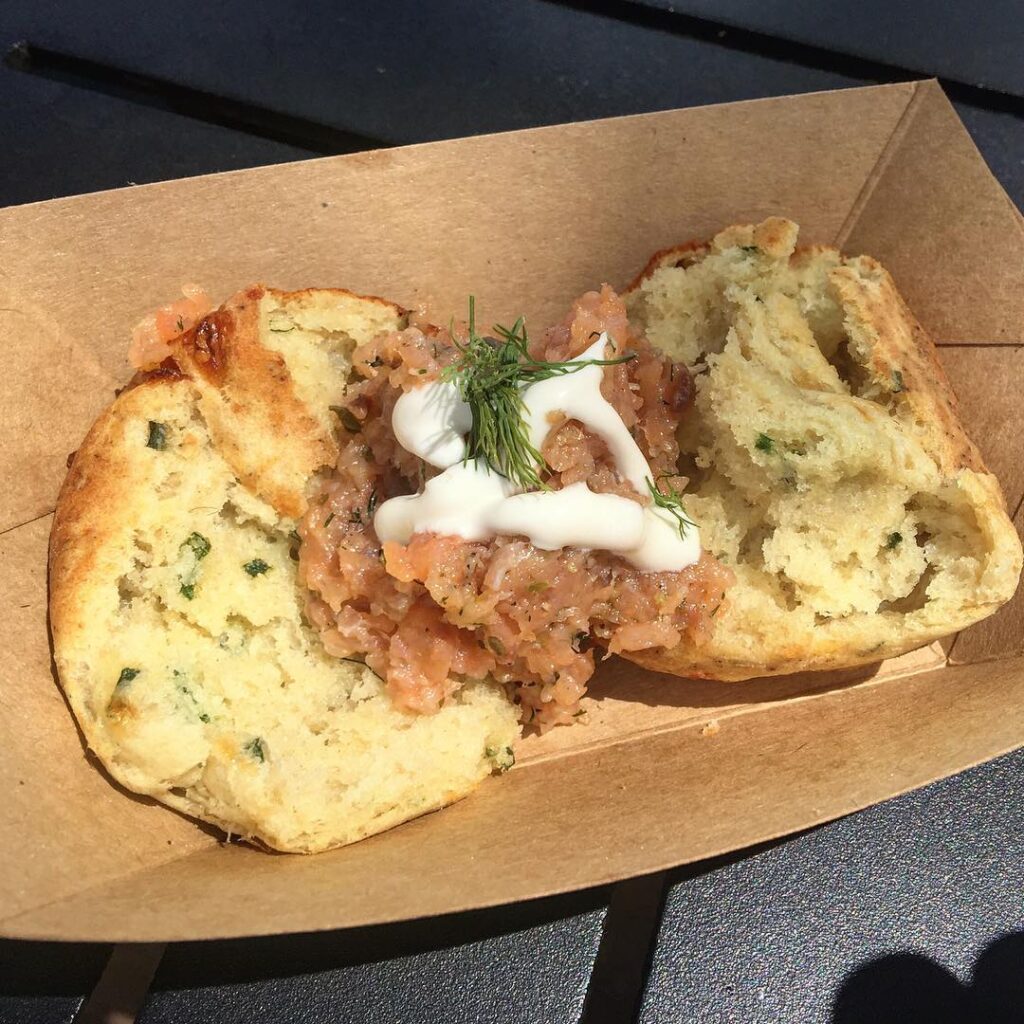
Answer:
1, 79, 1023, 941
7, 653, 1024, 943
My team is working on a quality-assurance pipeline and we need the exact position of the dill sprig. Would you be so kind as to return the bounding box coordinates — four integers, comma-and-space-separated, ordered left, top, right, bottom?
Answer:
647, 477, 697, 539
442, 297, 635, 488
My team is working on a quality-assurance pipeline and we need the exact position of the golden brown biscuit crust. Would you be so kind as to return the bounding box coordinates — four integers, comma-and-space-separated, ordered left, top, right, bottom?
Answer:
166, 285, 407, 518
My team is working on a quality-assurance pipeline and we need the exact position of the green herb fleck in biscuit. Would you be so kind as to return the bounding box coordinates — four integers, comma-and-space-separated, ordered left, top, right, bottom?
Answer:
146, 421, 168, 450
115, 667, 140, 691
244, 737, 266, 762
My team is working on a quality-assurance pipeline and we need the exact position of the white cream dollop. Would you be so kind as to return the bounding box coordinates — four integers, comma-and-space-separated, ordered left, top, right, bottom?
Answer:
372, 458, 517, 544
628, 503, 702, 572
391, 379, 472, 469
373, 334, 701, 571
489, 482, 646, 552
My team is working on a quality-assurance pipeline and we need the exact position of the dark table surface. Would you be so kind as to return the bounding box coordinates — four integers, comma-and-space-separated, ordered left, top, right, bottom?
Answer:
2, 3, 1022, 1022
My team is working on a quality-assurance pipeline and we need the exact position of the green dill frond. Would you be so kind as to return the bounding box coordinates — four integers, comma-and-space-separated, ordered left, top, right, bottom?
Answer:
647, 477, 697, 540
442, 297, 636, 489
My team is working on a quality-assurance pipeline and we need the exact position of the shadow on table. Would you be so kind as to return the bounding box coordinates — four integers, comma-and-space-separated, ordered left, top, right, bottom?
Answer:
832, 932, 1024, 1024
0, 940, 111, 999
0, 939, 112, 1024
149, 884, 611, 990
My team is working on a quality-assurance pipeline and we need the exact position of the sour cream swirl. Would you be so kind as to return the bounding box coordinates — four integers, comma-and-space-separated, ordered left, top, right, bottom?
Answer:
374, 334, 701, 571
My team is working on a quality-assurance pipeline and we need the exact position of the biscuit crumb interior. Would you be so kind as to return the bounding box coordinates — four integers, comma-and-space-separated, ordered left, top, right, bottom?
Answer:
53, 291, 518, 853
626, 218, 1021, 673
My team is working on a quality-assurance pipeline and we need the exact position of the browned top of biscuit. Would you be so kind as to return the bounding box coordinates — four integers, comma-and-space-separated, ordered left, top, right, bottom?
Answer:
136, 285, 408, 519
